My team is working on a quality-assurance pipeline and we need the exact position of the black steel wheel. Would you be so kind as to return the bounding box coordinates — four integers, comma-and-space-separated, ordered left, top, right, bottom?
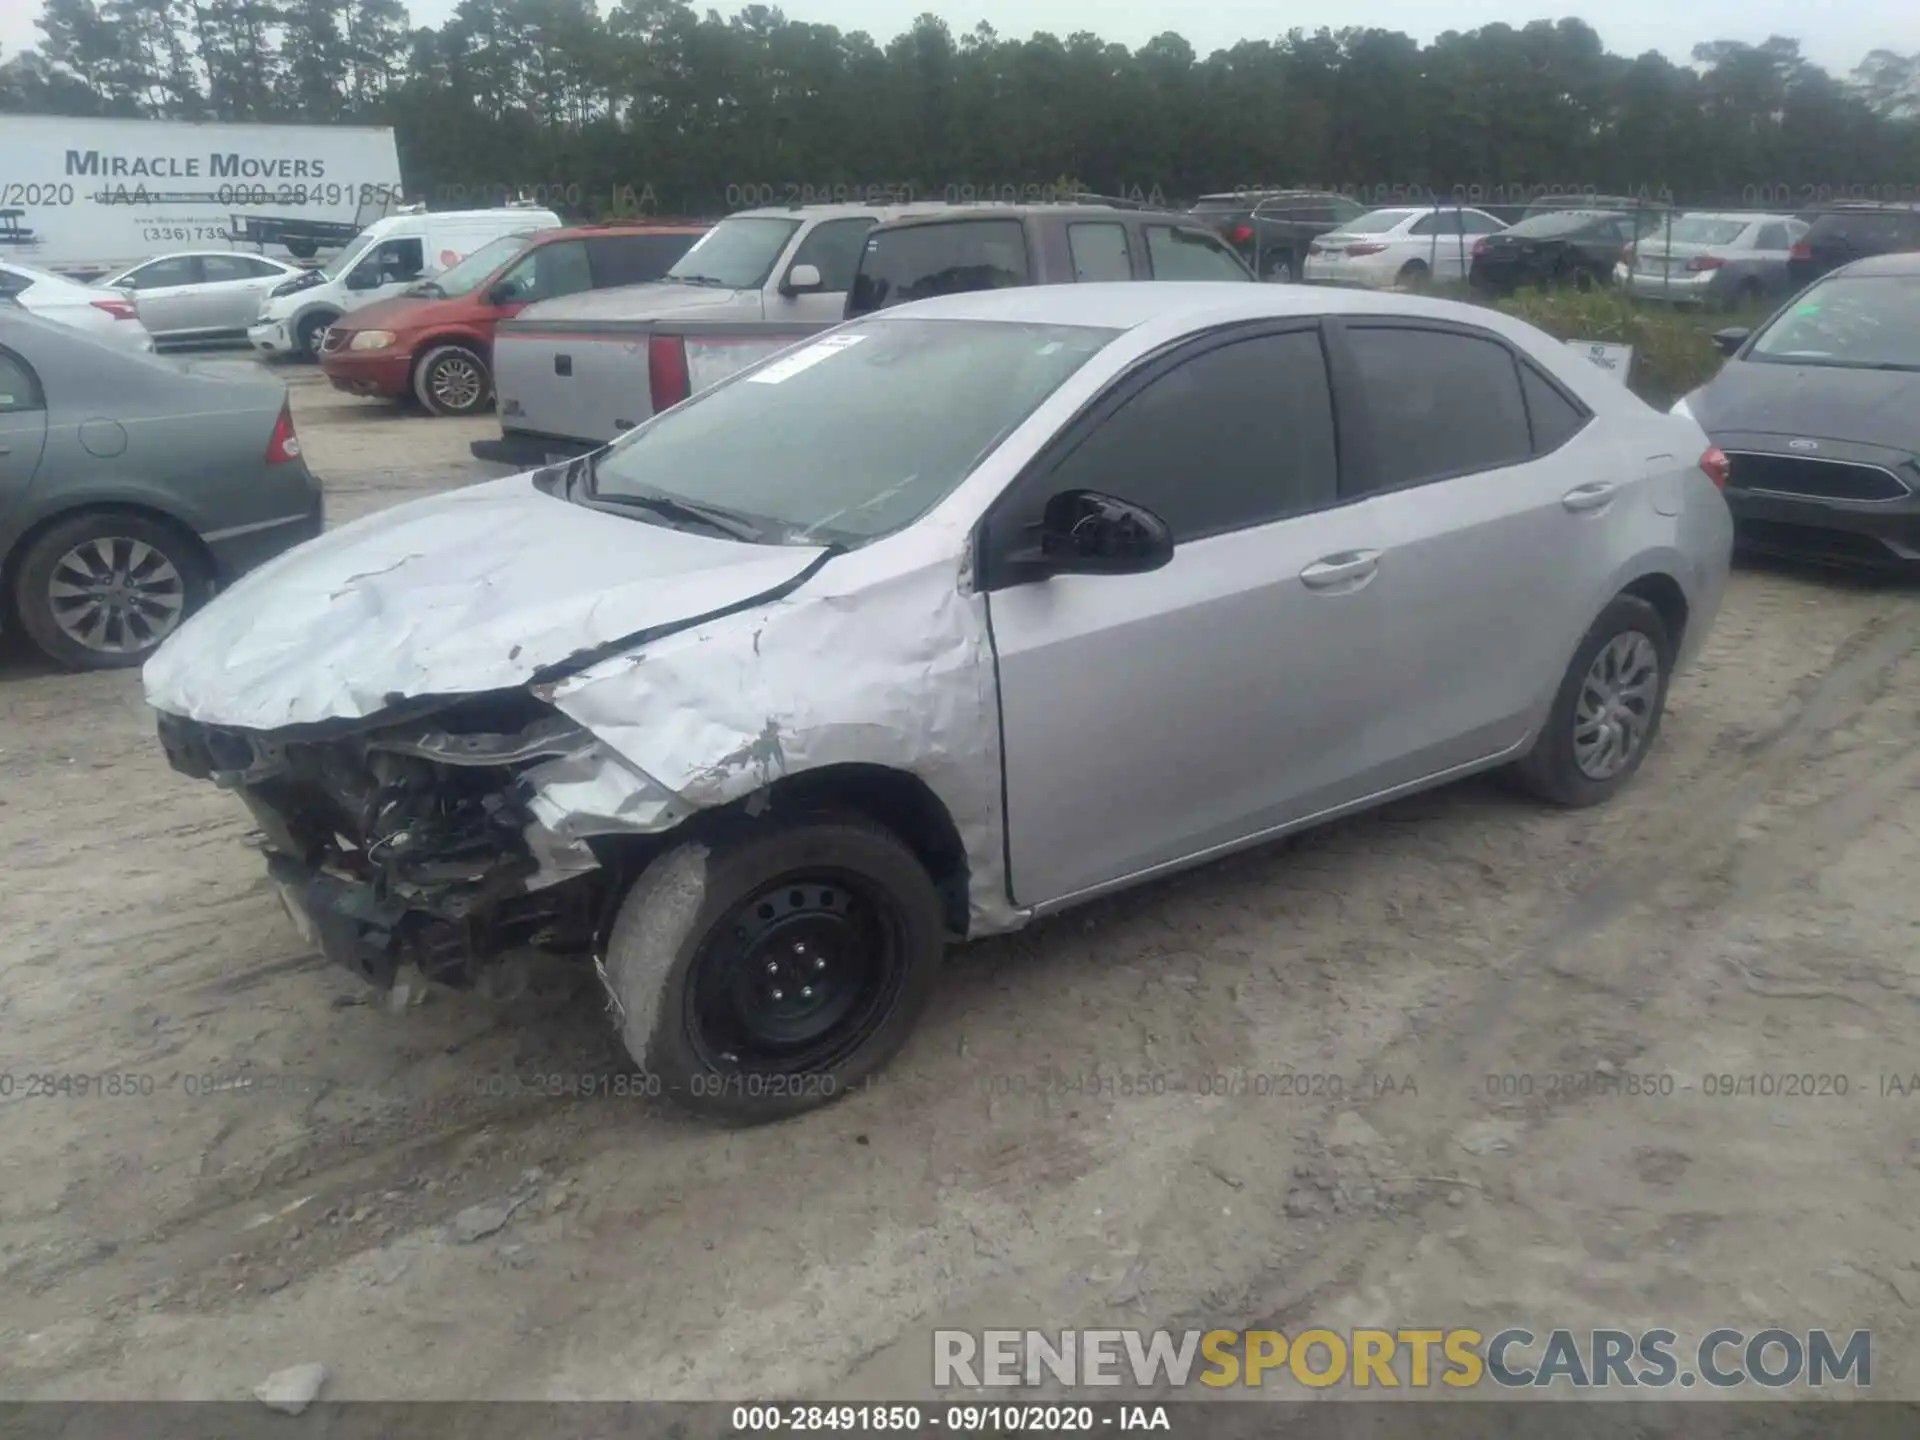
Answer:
600, 814, 946, 1123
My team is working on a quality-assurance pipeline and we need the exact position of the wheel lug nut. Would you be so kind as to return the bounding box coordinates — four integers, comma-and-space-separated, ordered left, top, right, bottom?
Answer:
800, 986, 813, 999
766, 961, 780, 975
813, 957, 826, 971
770, 988, 785, 1001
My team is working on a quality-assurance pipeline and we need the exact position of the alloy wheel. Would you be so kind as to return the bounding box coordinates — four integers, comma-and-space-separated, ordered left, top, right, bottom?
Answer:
430, 354, 485, 412
46, 536, 187, 655
1572, 631, 1660, 780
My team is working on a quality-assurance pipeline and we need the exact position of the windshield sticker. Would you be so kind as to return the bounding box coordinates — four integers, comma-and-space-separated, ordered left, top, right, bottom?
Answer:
747, 333, 868, 385
1794, 303, 1821, 315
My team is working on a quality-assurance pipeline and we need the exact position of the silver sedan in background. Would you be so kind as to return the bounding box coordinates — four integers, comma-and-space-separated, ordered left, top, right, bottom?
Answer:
1617, 212, 1806, 308
97, 251, 307, 345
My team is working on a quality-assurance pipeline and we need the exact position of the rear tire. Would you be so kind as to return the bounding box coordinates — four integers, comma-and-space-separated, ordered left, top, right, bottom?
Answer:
1510, 595, 1673, 808
1396, 259, 1429, 289
413, 344, 492, 416
601, 814, 946, 1124
1263, 251, 1297, 282
12, 510, 210, 671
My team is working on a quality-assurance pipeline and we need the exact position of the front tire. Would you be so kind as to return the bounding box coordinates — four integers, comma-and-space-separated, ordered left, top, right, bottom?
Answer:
413, 344, 492, 416
601, 815, 947, 1124
1510, 595, 1673, 807
12, 510, 210, 670
294, 311, 336, 361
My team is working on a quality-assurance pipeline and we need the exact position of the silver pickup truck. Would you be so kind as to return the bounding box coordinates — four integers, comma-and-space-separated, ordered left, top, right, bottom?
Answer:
473, 200, 1254, 465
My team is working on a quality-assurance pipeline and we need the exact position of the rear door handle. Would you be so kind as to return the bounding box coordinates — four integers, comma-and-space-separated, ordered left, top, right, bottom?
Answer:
1299, 550, 1381, 590
1562, 481, 1619, 512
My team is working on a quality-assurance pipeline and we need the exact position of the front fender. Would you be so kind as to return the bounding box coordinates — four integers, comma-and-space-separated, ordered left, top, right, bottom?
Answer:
541, 554, 1021, 935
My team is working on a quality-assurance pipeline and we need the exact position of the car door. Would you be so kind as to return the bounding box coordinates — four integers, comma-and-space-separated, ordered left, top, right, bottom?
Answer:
491, 238, 594, 317
1141, 224, 1254, 280
119, 255, 205, 336
1750, 220, 1793, 292
0, 343, 50, 522
980, 322, 1393, 910
770, 217, 878, 320
1323, 318, 1619, 784
1407, 211, 1466, 279
196, 253, 284, 331
1065, 221, 1136, 281
343, 235, 426, 312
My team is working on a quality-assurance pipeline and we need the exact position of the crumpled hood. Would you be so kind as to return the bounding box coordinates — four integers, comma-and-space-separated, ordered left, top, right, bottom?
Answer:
142, 474, 829, 731
1694, 361, 1920, 450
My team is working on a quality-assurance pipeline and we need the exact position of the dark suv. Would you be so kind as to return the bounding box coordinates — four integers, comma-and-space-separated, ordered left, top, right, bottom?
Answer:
1188, 191, 1371, 281
846, 204, 1252, 316
1789, 204, 1920, 288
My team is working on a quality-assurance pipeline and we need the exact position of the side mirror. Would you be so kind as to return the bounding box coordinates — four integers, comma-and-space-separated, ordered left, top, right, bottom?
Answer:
782, 262, 823, 295
344, 267, 379, 292
1713, 327, 1751, 357
1010, 490, 1174, 579
485, 281, 516, 307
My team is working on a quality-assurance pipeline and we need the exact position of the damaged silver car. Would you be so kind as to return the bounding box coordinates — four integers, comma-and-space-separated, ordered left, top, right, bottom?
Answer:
145, 283, 1733, 1123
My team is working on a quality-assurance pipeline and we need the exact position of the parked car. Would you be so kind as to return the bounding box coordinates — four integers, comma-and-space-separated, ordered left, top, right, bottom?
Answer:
249, 206, 563, 361
0, 306, 319, 670
1470, 210, 1658, 294
145, 281, 1731, 1123
1672, 252, 1920, 572
96, 251, 306, 345
479, 201, 1253, 463
318, 222, 706, 416
1615, 212, 1806, 309
0, 259, 154, 352
1301, 205, 1508, 288
1787, 203, 1920, 289
1188, 190, 1372, 281
846, 204, 1252, 315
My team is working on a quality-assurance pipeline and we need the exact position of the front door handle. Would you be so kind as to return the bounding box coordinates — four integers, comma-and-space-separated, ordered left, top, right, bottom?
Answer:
1562, 481, 1620, 512
1299, 550, 1381, 590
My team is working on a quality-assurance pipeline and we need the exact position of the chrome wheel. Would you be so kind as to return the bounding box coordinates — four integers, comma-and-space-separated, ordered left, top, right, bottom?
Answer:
47, 536, 187, 655
429, 354, 485, 412
1572, 631, 1660, 780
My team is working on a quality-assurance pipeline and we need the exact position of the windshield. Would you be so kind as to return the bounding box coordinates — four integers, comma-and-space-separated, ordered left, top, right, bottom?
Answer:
424, 234, 533, 295
1662, 217, 1748, 246
664, 217, 802, 289
1338, 210, 1413, 235
320, 236, 375, 280
589, 318, 1115, 546
1746, 276, 1920, 371
1506, 211, 1617, 240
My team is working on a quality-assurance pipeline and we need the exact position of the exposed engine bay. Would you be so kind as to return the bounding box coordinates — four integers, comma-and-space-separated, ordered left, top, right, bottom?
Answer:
154, 692, 674, 991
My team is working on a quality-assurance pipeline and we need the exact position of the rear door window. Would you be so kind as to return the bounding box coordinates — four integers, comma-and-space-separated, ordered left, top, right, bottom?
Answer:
1339, 325, 1535, 493
497, 240, 593, 303
1518, 363, 1591, 454
201, 254, 265, 283
1754, 222, 1789, 251
1067, 223, 1133, 281
788, 217, 878, 292
127, 256, 203, 289
585, 233, 700, 288
848, 220, 1030, 315
1143, 226, 1250, 281
0, 347, 42, 412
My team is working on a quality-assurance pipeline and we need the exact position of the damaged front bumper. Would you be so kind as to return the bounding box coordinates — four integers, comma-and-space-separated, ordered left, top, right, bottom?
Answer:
156, 696, 693, 990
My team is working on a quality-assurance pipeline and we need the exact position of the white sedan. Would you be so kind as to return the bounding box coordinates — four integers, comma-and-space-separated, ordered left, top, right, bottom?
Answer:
1304, 206, 1509, 288
0, 259, 154, 351
97, 251, 306, 344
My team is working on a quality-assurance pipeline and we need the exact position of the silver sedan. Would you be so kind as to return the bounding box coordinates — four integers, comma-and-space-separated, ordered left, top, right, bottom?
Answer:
144, 282, 1733, 1123
98, 251, 307, 343
1617, 212, 1807, 308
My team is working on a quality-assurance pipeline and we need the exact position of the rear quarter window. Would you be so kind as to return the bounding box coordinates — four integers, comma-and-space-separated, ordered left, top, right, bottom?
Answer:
586, 234, 700, 288
847, 220, 1030, 315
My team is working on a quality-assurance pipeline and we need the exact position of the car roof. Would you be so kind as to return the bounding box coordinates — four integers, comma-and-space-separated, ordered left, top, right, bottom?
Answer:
1831, 251, 1920, 278
878, 280, 1553, 336
730, 202, 952, 222
866, 205, 1194, 229
531, 223, 709, 241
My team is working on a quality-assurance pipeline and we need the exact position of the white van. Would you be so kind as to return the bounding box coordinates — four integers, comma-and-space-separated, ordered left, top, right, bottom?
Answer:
247, 206, 562, 360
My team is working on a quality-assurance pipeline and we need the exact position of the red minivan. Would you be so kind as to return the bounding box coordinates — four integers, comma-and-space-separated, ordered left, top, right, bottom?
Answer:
319, 221, 706, 416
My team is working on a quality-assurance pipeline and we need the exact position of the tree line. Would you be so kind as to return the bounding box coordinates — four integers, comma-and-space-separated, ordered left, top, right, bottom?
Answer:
3, 0, 1919, 218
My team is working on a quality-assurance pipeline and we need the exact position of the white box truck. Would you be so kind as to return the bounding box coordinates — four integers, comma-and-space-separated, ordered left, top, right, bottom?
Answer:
0, 115, 404, 279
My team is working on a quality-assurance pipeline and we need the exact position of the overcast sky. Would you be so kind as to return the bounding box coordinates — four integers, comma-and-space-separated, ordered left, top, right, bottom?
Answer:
2, 0, 1908, 80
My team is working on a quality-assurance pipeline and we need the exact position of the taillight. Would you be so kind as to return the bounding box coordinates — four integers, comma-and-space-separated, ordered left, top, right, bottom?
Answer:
1687, 255, 1725, 272
1227, 224, 1253, 245
1307, 241, 1324, 255
266, 405, 301, 465
1790, 241, 1812, 261
91, 298, 138, 321
1699, 446, 1730, 491
648, 333, 690, 413
1345, 244, 1386, 257
1472, 238, 1488, 257
1620, 243, 1636, 265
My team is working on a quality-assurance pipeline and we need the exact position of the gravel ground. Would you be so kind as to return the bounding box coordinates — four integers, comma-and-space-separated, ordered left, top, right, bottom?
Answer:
1, 361, 1918, 1403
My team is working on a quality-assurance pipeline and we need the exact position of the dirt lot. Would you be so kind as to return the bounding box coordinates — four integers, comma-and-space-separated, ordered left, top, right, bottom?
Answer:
2, 362, 1918, 1403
